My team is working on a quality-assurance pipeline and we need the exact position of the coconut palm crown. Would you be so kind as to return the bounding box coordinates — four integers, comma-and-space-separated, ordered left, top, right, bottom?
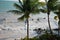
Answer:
7, 0, 45, 40
8, 0, 44, 20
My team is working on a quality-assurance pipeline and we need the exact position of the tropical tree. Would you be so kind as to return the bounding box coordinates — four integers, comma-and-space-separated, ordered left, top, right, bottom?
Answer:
7, 0, 45, 40
53, 2, 60, 36
46, 0, 58, 34
40, 0, 58, 34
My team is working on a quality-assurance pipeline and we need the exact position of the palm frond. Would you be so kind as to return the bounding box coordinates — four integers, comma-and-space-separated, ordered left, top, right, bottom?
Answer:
48, 0, 58, 3
54, 11, 60, 15
19, 0, 23, 5
47, 0, 58, 9
31, 2, 40, 9
40, 9, 47, 13
55, 4, 60, 9
30, 0, 46, 13
18, 15, 25, 21
30, 0, 39, 7
38, 2, 46, 6
31, 9, 40, 14
14, 3, 23, 11
31, 2, 46, 11
30, 0, 39, 3
7, 10, 23, 15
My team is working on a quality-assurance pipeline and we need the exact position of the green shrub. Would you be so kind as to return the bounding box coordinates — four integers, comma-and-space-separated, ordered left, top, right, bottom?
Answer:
21, 33, 60, 40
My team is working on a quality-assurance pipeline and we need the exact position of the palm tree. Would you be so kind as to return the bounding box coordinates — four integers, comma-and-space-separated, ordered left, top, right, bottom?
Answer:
46, 0, 53, 34
53, 3, 60, 36
46, 0, 57, 34
7, 0, 44, 40
40, 0, 58, 34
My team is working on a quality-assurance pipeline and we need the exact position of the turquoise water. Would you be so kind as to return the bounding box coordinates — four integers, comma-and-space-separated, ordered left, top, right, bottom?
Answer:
0, 1, 18, 12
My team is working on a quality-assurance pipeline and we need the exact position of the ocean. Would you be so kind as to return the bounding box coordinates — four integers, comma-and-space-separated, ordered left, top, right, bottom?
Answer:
0, 1, 18, 12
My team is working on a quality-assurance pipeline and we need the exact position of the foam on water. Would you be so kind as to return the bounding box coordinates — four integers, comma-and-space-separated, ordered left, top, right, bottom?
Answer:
0, 12, 58, 40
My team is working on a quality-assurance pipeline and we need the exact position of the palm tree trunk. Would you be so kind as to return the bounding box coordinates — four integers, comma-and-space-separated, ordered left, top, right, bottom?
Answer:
26, 18, 29, 40
47, 13, 53, 34
45, 0, 53, 34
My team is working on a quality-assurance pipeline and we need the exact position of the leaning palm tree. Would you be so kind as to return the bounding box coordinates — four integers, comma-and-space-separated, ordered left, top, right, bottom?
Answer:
53, 3, 60, 36
40, 0, 58, 34
45, 0, 53, 34
46, 0, 58, 34
46, 0, 59, 34
8, 0, 44, 40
